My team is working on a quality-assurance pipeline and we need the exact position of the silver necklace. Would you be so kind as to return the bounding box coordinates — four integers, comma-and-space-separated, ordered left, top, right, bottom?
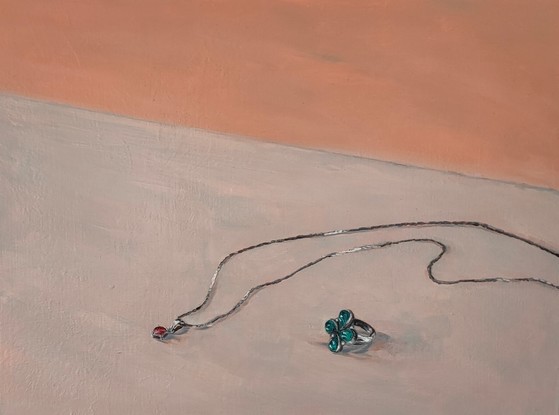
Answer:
152, 220, 559, 340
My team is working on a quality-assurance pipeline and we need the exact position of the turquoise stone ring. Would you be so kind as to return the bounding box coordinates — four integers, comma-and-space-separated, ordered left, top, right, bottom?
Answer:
324, 309, 375, 353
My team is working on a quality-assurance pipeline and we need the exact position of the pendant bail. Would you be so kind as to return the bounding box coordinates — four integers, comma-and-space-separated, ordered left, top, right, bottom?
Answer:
168, 318, 189, 334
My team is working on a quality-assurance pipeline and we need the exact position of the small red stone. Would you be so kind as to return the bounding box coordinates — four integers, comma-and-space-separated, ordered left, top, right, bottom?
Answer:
152, 326, 168, 340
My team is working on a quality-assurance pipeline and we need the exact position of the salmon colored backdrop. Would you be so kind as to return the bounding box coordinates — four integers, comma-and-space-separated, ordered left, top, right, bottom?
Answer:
1, 0, 558, 189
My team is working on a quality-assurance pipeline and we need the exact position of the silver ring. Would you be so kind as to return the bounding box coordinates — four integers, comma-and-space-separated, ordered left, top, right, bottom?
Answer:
324, 309, 376, 353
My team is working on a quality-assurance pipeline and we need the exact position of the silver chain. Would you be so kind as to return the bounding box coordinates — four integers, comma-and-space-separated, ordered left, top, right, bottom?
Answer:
165, 221, 559, 333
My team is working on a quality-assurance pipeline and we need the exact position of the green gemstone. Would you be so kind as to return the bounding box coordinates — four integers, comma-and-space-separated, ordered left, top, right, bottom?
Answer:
328, 335, 340, 353
341, 329, 355, 342
325, 319, 337, 334
338, 309, 352, 328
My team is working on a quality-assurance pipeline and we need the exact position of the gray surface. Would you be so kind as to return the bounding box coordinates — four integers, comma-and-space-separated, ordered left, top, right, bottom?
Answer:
0, 95, 558, 414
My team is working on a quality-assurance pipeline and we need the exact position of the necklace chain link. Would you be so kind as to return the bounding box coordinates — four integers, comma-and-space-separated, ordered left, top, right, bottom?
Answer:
170, 221, 559, 331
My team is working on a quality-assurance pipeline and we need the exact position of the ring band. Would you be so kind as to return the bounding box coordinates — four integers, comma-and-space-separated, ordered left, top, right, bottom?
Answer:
324, 309, 376, 353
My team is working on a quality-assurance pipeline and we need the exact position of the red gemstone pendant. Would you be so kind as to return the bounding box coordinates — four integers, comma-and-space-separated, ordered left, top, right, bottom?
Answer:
152, 326, 168, 340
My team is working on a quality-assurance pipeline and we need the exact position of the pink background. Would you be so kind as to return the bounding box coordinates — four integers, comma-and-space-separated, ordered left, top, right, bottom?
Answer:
1, 96, 557, 414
